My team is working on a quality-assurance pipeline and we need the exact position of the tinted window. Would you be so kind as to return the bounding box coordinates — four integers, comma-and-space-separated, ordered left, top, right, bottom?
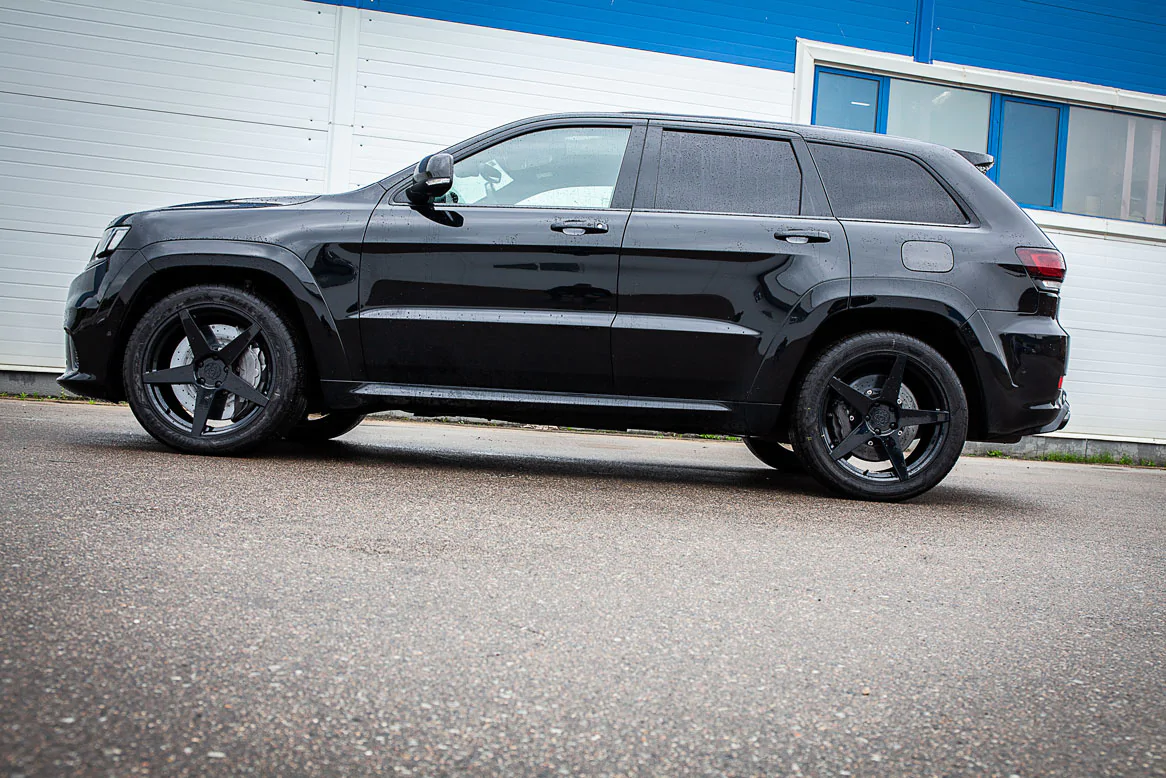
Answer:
809, 143, 966, 224
436, 127, 631, 208
655, 131, 801, 215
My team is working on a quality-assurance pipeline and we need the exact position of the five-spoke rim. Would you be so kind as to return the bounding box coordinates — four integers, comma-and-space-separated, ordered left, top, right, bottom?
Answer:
819, 352, 951, 483
142, 307, 273, 437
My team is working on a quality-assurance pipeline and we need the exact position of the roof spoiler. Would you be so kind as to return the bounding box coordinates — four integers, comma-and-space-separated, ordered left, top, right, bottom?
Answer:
956, 149, 995, 173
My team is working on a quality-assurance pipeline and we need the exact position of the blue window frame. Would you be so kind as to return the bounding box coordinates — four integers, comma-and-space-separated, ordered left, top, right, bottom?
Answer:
811, 67, 1161, 225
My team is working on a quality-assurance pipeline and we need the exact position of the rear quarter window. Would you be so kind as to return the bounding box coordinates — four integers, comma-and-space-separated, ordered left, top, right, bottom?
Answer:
808, 142, 967, 225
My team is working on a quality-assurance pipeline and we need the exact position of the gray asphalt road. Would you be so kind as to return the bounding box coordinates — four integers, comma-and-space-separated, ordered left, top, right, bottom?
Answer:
1, 399, 1163, 777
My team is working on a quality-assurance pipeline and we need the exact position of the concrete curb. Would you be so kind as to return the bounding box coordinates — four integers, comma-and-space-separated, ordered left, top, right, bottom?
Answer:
963, 437, 1165, 466
0, 370, 70, 397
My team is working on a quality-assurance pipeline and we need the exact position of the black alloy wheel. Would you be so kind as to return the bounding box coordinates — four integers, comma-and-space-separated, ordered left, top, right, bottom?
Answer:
123, 285, 306, 455
790, 332, 968, 501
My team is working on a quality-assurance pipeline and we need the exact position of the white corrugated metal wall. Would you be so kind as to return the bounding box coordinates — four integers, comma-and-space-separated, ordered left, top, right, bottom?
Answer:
0, 0, 1162, 441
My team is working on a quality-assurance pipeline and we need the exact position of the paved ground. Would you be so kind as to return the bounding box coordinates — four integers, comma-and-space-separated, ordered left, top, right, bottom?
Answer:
0, 399, 1163, 777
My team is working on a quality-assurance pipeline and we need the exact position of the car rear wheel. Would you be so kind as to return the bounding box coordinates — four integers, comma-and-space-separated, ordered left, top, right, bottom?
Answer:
790, 332, 968, 501
742, 437, 804, 473
122, 285, 307, 455
285, 411, 366, 442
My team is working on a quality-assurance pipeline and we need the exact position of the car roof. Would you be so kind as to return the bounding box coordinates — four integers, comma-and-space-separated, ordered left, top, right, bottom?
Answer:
502, 111, 976, 161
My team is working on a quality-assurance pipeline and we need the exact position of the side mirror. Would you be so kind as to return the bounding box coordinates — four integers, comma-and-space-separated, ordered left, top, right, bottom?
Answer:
406, 153, 454, 203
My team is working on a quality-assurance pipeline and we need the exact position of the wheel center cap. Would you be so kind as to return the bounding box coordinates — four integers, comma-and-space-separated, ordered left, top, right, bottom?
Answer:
869, 404, 895, 434
196, 358, 227, 387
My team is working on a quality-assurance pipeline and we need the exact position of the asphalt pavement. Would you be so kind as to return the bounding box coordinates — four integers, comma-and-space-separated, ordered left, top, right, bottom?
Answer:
1, 399, 1163, 777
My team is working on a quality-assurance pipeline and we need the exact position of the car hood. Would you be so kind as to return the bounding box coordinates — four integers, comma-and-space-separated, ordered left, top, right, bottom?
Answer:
109, 194, 322, 227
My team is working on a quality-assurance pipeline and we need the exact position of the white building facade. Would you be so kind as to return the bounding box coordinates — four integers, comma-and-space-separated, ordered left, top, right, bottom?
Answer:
1, 0, 1163, 441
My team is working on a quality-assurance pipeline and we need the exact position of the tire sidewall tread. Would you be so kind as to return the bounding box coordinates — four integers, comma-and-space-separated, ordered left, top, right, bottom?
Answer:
122, 285, 307, 455
790, 331, 969, 501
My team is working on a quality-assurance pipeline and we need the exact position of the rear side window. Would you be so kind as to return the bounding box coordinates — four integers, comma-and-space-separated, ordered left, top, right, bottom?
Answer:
655, 131, 801, 215
808, 143, 967, 225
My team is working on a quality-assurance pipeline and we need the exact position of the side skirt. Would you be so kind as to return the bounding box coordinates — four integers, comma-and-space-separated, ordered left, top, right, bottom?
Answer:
320, 380, 780, 436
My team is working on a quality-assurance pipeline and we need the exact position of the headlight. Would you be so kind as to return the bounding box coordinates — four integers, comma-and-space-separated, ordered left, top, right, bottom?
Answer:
87, 226, 130, 268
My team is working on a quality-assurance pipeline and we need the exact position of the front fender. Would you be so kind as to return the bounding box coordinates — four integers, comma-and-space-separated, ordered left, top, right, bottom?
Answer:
138, 239, 351, 381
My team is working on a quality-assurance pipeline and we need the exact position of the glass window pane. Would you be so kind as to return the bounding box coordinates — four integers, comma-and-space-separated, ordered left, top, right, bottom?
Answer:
886, 79, 991, 153
815, 72, 880, 133
997, 100, 1060, 208
808, 143, 966, 225
655, 131, 802, 215
1063, 107, 1166, 224
439, 127, 631, 208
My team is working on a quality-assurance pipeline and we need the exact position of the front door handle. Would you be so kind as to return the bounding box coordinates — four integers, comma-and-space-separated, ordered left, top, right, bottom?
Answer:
551, 219, 608, 236
775, 230, 831, 244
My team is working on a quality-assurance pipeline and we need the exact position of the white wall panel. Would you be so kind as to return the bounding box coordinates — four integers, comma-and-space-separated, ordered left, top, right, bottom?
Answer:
0, 0, 336, 370
1052, 231, 1166, 440
348, 12, 795, 187
0, 0, 335, 128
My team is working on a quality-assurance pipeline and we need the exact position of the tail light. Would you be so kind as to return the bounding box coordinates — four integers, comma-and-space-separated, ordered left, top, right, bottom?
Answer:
1015, 247, 1066, 290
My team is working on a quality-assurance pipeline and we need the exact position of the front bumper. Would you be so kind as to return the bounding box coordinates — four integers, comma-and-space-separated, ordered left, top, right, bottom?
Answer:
56, 249, 144, 401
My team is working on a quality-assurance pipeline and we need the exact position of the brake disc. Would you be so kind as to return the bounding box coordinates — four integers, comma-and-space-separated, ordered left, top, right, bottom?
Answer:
830, 374, 920, 462
168, 324, 265, 421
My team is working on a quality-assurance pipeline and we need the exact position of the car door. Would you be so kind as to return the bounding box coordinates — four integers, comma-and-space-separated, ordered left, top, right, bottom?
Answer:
613, 122, 850, 400
360, 119, 646, 393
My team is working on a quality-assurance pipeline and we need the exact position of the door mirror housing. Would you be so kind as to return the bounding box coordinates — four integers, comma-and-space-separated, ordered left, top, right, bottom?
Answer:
406, 153, 454, 203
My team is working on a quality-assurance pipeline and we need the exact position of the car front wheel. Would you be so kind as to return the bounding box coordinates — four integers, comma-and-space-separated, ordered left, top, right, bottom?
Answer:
122, 285, 307, 455
790, 332, 968, 501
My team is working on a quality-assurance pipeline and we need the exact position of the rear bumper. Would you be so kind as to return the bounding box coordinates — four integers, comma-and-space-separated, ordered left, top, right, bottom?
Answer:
965, 309, 1070, 441
1035, 389, 1071, 434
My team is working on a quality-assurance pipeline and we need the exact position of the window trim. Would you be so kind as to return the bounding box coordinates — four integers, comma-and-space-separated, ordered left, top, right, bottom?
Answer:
796, 40, 1166, 231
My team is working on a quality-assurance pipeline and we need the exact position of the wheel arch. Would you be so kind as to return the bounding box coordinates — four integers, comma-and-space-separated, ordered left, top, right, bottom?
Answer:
110, 240, 351, 403
755, 286, 988, 442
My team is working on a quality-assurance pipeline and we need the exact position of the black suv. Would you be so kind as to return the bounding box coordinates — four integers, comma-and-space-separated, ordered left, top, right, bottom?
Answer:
59, 113, 1070, 500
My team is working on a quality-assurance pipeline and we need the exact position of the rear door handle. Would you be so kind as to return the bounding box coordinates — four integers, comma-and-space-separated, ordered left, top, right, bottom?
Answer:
775, 230, 831, 244
551, 219, 608, 236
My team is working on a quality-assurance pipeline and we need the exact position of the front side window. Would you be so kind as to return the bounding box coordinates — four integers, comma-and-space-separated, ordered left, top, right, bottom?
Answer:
435, 127, 631, 209
809, 143, 966, 225
655, 131, 802, 216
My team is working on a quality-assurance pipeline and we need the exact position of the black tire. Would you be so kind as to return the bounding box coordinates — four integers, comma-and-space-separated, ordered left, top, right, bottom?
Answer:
789, 332, 968, 501
122, 285, 307, 455
742, 437, 805, 473
285, 411, 366, 442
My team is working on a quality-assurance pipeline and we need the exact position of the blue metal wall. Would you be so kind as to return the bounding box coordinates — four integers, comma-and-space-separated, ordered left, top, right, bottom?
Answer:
330, 0, 916, 70
316, 0, 1166, 96
930, 0, 1166, 96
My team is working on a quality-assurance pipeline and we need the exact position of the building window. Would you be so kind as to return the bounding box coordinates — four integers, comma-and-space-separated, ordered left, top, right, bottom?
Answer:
1063, 108, 1166, 224
812, 67, 1166, 226
996, 98, 1062, 209
886, 79, 991, 154
813, 71, 880, 133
